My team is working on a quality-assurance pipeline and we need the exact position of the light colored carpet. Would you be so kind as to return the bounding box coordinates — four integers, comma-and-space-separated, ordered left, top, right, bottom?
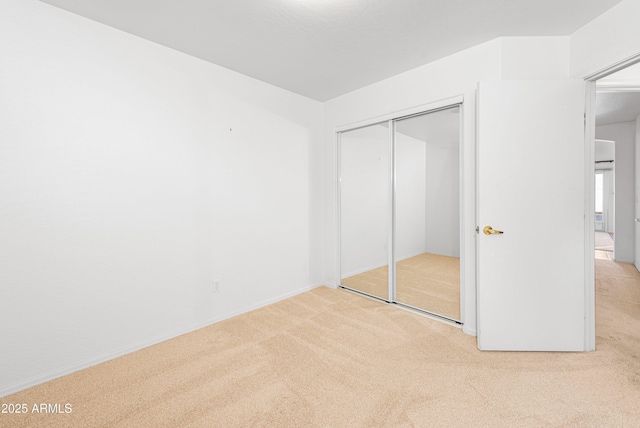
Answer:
341, 263, 389, 300
396, 253, 460, 320
341, 253, 460, 320
595, 231, 614, 252
3, 259, 640, 427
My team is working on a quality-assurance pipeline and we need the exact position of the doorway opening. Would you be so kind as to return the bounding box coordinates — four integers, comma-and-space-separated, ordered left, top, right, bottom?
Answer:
593, 62, 640, 266
594, 140, 615, 260
586, 55, 640, 351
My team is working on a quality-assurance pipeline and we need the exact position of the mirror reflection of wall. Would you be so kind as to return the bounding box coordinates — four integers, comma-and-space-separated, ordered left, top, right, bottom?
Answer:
340, 122, 390, 300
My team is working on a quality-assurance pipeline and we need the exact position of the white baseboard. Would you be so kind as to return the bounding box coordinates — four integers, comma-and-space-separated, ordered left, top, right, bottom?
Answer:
462, 326, 477, 337
0, 283, 321, 398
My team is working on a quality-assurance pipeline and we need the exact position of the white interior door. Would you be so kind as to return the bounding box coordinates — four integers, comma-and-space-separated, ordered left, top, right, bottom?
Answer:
477, 80, 587, 351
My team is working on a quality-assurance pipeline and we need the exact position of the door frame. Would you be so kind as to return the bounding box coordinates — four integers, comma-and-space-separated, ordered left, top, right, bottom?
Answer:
583, 52, 640, 351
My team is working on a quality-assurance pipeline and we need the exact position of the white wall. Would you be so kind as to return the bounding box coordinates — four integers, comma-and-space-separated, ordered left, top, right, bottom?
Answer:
596, 122, 636, 262
340, 125, 390, 276
570, 0, 640, 77
422, 111, 461, 258
340, 128, 428, 277
501, 37, 569, 79
424, 139, 460, 257
396, 108, 461, 259
0, 0, 322, 397
396, 134, 427, 261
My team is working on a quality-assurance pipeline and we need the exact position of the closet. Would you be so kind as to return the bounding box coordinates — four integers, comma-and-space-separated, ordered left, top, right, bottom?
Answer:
338, 104, 462, 322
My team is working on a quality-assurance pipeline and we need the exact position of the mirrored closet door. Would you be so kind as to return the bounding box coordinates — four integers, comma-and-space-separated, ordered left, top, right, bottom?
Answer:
339, 105, 461, 322
394, 107, 460, 320
340, 122, 390, 301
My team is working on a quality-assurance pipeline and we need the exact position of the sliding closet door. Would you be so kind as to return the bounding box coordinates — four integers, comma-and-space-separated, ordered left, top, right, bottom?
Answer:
394, 108, 461, 320
340, 123, 390, 300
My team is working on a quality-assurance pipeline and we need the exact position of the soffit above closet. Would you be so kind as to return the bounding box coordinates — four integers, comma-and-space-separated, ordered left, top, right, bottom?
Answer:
38, 0, 621, 101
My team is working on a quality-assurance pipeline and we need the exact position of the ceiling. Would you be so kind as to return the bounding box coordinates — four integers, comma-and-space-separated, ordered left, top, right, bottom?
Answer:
596, 62, 640, 126
595, 92, 640, 126
38, 0, 622, 101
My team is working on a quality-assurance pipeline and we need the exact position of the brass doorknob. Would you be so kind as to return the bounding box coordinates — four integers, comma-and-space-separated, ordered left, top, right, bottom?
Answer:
483, 226, 504, 235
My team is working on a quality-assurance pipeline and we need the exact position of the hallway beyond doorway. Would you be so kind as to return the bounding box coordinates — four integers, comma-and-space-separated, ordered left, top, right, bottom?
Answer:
595, 231, 614, 260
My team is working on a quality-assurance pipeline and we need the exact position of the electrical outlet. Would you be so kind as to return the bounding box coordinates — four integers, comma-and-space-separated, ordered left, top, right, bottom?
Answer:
213, 280, 221, 293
